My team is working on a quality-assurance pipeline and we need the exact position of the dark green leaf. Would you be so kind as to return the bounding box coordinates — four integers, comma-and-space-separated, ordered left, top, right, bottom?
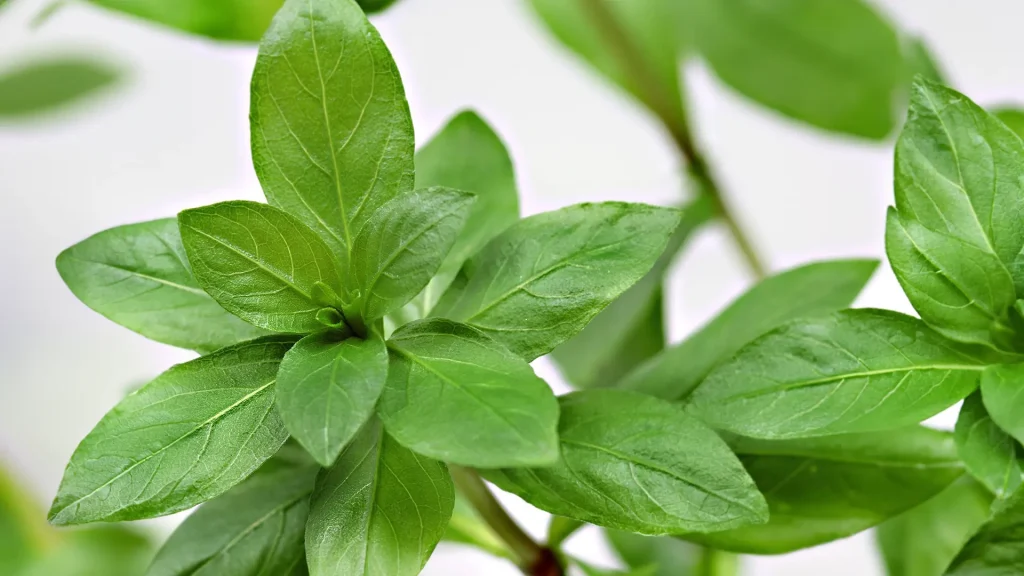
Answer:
87, 0, 282, 41
690, 309, 986, 439
888, 80, 1024, 348
352, 187, 474, 320
357, 0, 399, 13
877, 478, 992, 576
0, 57, 119, 120
305, 419, 453, 576
992, 108, 1024, 140
483, 389, 768, 535
408, 110, 520, 315
903, 37, 947, 84
379, 318, 559, 467
946, 484, 1024, 574
19, 525, 153, 576
553, 195, 716, 390
148, 460, 317, 576
691, 0, 902, 138
48, 337, 295, 525
251, 0, 414, 264
57, 218, 266, 353
956, 391, 1022, 498
433, 202, 680, 361
443, 493, 511, 560
605, 530, 702, 576
178, 201, 343, 334
621, 259, 878, 400
276, 332, 387, 467
982, 364, 1024, 449
687, 426, 964, 554
528, 0, 688, 126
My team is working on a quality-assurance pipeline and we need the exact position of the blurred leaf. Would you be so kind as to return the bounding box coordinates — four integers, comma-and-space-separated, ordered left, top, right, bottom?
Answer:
18, 526, 153, 576
442, 493, 512, 560
528, 0, 689, 126
877, 478, 992, 576
87, 0, 282, 41
358, 0, 399, 13
903, 36, 946, 84
606, 530, 702, 576
548, 517, 584, 549
0, 464, 52, 574
0, 57, 119, 120
993, 108, 1024, 140
946, 484, 1024, 575
691, 0, 903, 139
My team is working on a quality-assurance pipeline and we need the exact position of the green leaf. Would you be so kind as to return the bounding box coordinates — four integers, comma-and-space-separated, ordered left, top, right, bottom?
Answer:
686, 426, 964, 554
0, 464, 52, 574
548, 517, 584, 549
18, 525, 153, 576
276, 332, 388, 467
981, 364, 1024, 451
87, 0, 283, 41
433, 202, 681, 361
574, 559, 657, 576
877, 478, 993, 576
442, 493, 511, 560
605, 530, 702, 576
956, 391, 1022, 498
992, 108, 1024, 140
357, 0, 399, 13
689, 309, 987, 439
48, 337, 295, 525
553, 195, 716, 390
305, 419, 454, 576
482, 389, 768, 535
250, 0, 414, 265
903, 37, 947, 85
0, 57, 119, 120
621, 258, 878, 401
946, 485, 1024, 575
379, 318, 559, 467
528, 0, 688, 126
888, 80, 1024, 348
408, 110, 520, 315
178, 201, 344, 334
148, 455, 315, 576
352, 187, 475, 321
57, 218, 267, 353
690, 0, 903, 139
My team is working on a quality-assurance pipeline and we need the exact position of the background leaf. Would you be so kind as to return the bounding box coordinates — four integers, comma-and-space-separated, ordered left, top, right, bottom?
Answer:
903, 37, 947, 84
48, 337, 294, 525
0, 57, 119, 120
379, 319, 559, 467
0, 463, 53, 574
621, 259, 877, 400
276, 332, 388, 467
87, 0, 283, 41
946, 484, 1024, 575
442, 494, 511, 560
955, 391, 1022, 498
690, 0, 903, 138
305, 419, 453, 576
178, 201, 343, 334
251, 0, 414, 264
992, 108, 1024, 139
483, 389, 768, 535
605, 530, 703, 576
687, 427, 964, 554
690, 309, 986, 439
57, 218, 266, 353
18, 525, 153, 576
433, 202, 680, 361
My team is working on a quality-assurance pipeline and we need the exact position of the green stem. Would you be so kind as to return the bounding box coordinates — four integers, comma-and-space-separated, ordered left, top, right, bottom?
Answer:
450, 466, 563, 575
696, 547, 740, 576
579, 0, 768, 279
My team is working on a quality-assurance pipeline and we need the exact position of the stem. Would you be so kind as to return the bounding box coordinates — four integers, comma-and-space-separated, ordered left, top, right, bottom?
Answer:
450, 466, 563, 575
696, 547, 740, 576
579, 0, 767, 279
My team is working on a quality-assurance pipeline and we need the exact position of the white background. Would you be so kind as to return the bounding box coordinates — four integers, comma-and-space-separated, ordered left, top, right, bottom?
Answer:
1, 0, 1022, 573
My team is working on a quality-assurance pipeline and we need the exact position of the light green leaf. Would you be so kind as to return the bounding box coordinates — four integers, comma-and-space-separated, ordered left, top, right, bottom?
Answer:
305, 419, 454, 576
379, 318, 559, 467
251, 0, 414, 264
691, 0, 903, 139
148, 457, 317, 576
888, 80, 1024, 348
0, 464, 52, 574
276, 332, 388, 467
352, 187, 474, 321
433, 202, 680, 361
553, 195, 716, 390
48, 337, 295, 525
548, 517, 584, 549
981, 364, 1024, 450
877, 478, 992, 576
0, 57, 119, 120
57, 218, 267, 353
87, 0, 283, 42
621, 259, 878, 400
575, 559, 657, 576
178, 201, 344, 334
903, 37, 946, 85
482, 389, 768, 535
993, 108, 1024, 140
528, 0, 688, 126
442, 493, 511, 560
605, 530, 703, 576
19, 525, 153, 576
686, 426, 964, 554
690, 309, 987, 439
956, 391, 1022, 498
946, 484, 1024, 575
409, 110, 520, 314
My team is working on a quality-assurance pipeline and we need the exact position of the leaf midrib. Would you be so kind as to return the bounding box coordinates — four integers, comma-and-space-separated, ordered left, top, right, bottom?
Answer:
723, 365, 983, 402
69, 255, 207, 297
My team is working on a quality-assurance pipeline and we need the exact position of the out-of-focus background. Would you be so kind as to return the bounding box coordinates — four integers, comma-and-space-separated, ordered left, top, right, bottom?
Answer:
1, 0, 1022, 573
